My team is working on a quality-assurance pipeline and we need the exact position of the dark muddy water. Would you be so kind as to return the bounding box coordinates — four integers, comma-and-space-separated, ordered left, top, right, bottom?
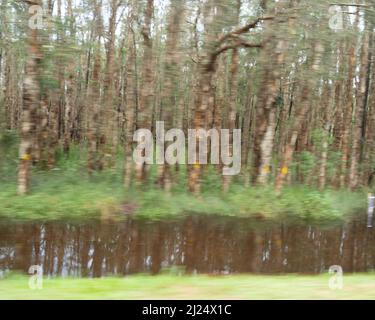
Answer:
0, 216, 374, 277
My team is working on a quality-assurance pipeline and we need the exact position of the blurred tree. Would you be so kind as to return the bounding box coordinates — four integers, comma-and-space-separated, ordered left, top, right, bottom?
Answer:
0, 0, 373, 196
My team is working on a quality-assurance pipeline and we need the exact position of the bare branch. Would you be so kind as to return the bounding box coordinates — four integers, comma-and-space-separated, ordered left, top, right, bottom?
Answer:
206, 40, 263, 71
218, 16, 275, 44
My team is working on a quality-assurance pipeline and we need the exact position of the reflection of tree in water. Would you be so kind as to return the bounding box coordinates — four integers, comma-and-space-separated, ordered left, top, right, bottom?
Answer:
0, 217, 374, 277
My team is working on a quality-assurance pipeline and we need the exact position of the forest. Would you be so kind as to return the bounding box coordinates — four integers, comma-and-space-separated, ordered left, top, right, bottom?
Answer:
2, 0, 375, 301
0, 0, 373, 221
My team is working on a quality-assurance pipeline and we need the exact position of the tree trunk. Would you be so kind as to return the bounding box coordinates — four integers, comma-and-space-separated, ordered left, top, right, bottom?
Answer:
88, 0, 104, 174
275, 42, 325, 193
158, 0, 185, 192
103, 0, 120, 168
124, 24, 137, 189
136, 0, 155, 185
18, 0, 43, 195
254, 0, 290, 185
349, 30, 370, 190
340, 11, 359, 188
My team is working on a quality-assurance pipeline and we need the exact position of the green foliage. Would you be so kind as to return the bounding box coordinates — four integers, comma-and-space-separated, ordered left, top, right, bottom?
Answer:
0, 130, 19, 182
226, 185, 364, 225
0, 130, 18, 149
0, 167, 366, 224
297, 151, 317, 178
327, 150, 342, 182
0, 146, 366, 223
311, 128, 325, 149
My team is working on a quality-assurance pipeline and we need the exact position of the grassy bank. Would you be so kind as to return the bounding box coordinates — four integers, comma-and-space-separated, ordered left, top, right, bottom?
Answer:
0, 166, 367, 223
0, 141, 367, 222
1, 274, 374, 300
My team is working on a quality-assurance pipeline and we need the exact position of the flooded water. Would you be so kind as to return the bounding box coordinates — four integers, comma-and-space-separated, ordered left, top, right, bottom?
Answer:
0, 215, 374, 277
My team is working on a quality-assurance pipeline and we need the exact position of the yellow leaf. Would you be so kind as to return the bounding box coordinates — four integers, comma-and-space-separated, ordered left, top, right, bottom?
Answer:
21, 154, 31, 161
262, 165, 270, 173
281, 166, 288, 176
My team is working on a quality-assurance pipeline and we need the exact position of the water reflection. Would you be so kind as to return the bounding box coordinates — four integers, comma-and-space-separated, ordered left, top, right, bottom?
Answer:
0, 216, 374, 277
